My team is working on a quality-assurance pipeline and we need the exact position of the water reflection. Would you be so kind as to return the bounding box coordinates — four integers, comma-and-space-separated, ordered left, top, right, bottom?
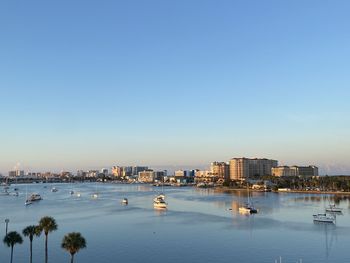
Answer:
313, 223, 337, 259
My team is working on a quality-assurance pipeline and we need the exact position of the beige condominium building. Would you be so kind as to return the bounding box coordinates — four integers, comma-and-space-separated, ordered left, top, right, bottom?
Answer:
272, 165, 318, 177
229, 157, 278, 180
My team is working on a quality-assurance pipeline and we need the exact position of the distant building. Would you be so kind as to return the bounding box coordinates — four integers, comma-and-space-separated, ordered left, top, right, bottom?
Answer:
132, 166, 148, 176
229, 157, 278, 180
229, 158, 250, 180
100, 168, 109, 175
154, 170, 167, 181
272, 165, 318, 177
210, 162, 230, 183
8, 170, 24, 177
8, 171, 16, 177
138, 170, 155, 183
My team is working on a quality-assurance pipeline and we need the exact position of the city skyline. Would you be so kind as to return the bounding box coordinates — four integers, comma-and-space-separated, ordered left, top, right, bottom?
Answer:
1, 1, 350, 175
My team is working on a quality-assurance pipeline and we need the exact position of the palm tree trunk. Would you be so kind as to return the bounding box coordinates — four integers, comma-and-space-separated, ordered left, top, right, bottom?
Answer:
70, 253, 74, 263
10, 245, 13, 263
45, 234, 48, 263
30, 240, 33, 263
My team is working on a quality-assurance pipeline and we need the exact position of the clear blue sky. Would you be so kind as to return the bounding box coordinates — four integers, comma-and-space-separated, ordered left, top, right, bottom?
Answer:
1, 0, 350, 174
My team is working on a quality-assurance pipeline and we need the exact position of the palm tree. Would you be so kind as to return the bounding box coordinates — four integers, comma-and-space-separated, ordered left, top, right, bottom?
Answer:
38, 216, 58, 263
61, 232, 87, 263
3, 231, 23, 263
22, 225, 41, 263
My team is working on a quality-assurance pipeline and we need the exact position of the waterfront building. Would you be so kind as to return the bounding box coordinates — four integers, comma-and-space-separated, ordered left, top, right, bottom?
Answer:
138, 170, 155, 183
8, 170, 24, 177
154, 170, 167, 181
210, 162, 230, 183
8, 171, 16, 177
229, 157, 278, 180
194, 170, 217, 183
272, 165, 318, 177
229, 158, 250, 180
132, 166, 148, 176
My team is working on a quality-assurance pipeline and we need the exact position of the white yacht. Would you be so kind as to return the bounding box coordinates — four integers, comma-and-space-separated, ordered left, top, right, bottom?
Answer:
122, 198, 128, 205
239, 204, 258, 214
325, 204, 342, 213
239, 186, 258, 214
313, 213, 336, 223
26, 193, 42, 202
153, 194, 167, 209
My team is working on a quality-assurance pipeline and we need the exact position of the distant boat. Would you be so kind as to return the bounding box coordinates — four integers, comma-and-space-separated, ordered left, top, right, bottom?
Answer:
122, 198, 128, 205
153, 194, 167, 209
51, 187, 58, 192
239, 186, 258, 214
70, 190, 74, 195
26, 193, 42, 206
325, 204, 342, 213
91, 193, 98, 199
313, 213, 336, 223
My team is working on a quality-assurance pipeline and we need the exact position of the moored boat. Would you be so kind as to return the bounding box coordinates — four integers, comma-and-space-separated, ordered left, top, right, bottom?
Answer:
153, 194, 167, 209
26, 193, 42, 202
122, 198, 128, 205
325, 204, 342, 213
313, 213, 336, 223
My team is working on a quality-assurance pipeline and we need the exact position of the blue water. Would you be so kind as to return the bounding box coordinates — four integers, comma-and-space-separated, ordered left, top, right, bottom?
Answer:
0, 183, 349, 263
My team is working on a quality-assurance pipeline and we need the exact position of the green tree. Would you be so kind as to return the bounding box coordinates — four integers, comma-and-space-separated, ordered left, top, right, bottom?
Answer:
22, 225, 41, 263
38, 216, 58, 263
3, 231, 23, 263
61, 232, 87, 263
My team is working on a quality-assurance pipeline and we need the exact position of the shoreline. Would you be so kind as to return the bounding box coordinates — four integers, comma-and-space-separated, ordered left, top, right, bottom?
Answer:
214, 187, 350, 195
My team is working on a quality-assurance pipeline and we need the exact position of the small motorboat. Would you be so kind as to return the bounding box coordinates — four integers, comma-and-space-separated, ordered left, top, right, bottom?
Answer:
153, 194, 167, 209
325, 204, 342, 213
122, 198, 128, 205
51, 187, 58, 192
313, 213, 336, 223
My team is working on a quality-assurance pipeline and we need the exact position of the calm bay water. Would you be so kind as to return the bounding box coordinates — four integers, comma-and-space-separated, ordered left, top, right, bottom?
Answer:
1, 183, 350, 263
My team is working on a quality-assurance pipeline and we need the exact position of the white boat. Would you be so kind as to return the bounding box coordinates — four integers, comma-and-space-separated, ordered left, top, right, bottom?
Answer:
239, 186, 258, 214
76, 192, 81, 197
26, 193, 42, 202
51, 187, 58, 192
91, 193, 98, 199
25, 200, 32, 206
325, 204, 342, 213
313, 213, 336, 223
153, 194, 167, 209
239, 204, 258, 214
122, 198, 128, 205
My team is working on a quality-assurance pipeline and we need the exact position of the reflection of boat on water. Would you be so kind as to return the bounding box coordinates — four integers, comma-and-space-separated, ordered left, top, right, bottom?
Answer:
153, 194, 167, 209
325, 204, 342, 213
313, 213, 336, 223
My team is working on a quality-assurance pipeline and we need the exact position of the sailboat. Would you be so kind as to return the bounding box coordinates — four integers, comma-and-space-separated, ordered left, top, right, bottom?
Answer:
25, 186, 32, 206
239, 184, 257, 214
91, 183, 99, 199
